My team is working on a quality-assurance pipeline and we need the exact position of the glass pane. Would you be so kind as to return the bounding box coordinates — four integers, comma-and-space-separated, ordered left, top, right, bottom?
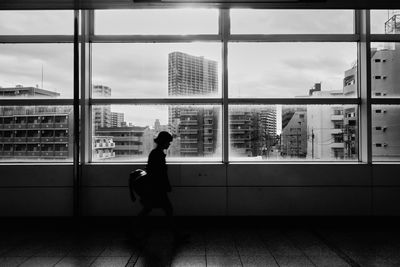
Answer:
229, 105, 358, 161
0, 44, 73, 98
231, 9, 354, 34
92, 43, 221, 98
0, 11, 73, 35
95, 9, 218, 35
92, 105, 221, 162
371, 43, 400, 98
371, 10, 400, 34
229, 43, 357, 98
372, 105, 400, 162
0, 106, 73, 162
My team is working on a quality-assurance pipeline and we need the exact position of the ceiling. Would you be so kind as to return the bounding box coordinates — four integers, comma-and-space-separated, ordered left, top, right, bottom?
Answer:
0, 0, 399, 10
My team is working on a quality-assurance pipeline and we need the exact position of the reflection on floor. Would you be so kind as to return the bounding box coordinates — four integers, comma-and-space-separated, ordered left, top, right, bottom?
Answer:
0, 219, 399, 266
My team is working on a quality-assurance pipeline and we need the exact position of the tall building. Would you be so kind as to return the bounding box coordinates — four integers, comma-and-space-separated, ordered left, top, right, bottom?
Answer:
111, 112, 124, 127
168, 51, 218, 96
92, 85, 112, 128
168, 52, 219, 157
230, 107, 277, 158
281, 107, 307, 158
0, 86, 73, 160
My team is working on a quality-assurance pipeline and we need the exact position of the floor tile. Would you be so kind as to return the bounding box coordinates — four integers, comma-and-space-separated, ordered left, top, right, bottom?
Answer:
19, 256, 62, 267
54, 256, 96, 267
0, 257, 28, 267
206, 255, 242, 267
171, 255, 206, 267
90, 256, 130, 267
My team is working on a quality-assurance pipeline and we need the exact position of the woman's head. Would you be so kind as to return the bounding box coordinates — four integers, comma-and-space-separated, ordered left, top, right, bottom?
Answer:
154, 131, 173, 149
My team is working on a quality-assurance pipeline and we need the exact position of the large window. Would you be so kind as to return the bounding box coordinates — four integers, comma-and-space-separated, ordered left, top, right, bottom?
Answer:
0, 11, 74, 162
1, 8, 399, 163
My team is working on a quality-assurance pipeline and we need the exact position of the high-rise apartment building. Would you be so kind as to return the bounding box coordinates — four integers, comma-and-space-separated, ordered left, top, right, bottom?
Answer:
0, 86, 73, 160
168, 52, 219, 157
230, 107, 277, 157
168, 52, 218, 97
111, 112, 124, 128
92, 85, 112, 128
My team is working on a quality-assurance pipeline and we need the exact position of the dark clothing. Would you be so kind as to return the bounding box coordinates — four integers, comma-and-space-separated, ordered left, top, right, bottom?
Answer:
141, 148, 172, 208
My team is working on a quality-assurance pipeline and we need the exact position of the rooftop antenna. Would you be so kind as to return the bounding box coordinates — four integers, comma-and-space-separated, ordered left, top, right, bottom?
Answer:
41, 64, 44, 89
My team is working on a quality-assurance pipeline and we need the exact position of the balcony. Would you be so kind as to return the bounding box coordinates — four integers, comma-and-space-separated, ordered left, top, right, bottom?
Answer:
94, 142, 115, 148
55, 137, 69, 143
181, 139, 198, 144
14, 123, 27, 129
27, 123, 41, 129
331, 115, 344, 121
27, 137, 41, 143
14, 151, 26, 157
27, 151, 41, 157
54, 123, 68, 129
3, 124, 15, 129
180, 121, 198, 126
330, 143, 345, 148
42, 123, 55, 129
181, 147, 198, 153
2, 137, 14, 143
2, 151, 13, 157
54, 151, 69, 157
42, 137, 55, 142
14, 137, 27, 143
114, 145, 141, 151
180, 129, 198, 134
41, 151, 55, 157
330, 128, 343, 134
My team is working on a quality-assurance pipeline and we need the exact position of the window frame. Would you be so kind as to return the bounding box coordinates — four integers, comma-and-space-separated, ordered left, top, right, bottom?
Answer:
1, 8, 399, 163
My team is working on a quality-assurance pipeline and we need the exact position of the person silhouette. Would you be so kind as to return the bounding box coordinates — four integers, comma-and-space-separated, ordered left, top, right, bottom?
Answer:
138, 131, 174, 227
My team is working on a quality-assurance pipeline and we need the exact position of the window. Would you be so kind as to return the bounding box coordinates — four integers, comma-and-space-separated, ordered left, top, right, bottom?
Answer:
95, 9, 218, 35
0, 11, 73, 35
230, 10, 354, 34
3, 8, 399, 163
91, 105, 221, 162
229, 43, 357, 98
0, 10, 74, 162
229, 105, 358, 161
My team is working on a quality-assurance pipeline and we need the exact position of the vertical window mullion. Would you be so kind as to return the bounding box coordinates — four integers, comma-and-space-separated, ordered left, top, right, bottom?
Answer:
221, 9, 230, 164
357, 9, 372, 164
73, 9, 81, 217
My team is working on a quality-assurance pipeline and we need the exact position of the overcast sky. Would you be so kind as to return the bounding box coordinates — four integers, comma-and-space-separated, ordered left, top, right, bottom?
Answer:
0, 9, 397, 127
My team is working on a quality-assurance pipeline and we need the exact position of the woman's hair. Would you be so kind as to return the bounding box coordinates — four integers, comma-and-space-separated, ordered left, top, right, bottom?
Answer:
154, 131, 173, 145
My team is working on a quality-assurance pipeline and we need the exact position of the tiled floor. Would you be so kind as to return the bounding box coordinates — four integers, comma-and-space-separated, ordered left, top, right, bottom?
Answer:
0, 221, 400, 266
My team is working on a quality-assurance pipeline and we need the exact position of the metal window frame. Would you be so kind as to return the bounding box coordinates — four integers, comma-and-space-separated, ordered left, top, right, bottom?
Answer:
87, 8, 362, 164
1, 8, 400, 165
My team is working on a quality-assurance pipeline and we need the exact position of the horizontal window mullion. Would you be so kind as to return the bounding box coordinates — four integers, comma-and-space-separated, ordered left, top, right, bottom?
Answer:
371, 98, 400, 105
0, 99, 73, 106
90, 98, 223, 105
0, 35, 74, 43
228, 98, 360, 105
90, 35, 222, 43
228, 34, 359, 42
370, 34, 400, 42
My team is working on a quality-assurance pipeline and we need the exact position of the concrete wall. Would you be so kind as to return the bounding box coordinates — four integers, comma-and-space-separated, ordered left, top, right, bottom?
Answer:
0, 163, 399, 216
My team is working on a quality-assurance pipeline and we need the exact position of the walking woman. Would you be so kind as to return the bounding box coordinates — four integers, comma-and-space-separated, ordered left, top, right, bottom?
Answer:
138, 131, 174, 221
